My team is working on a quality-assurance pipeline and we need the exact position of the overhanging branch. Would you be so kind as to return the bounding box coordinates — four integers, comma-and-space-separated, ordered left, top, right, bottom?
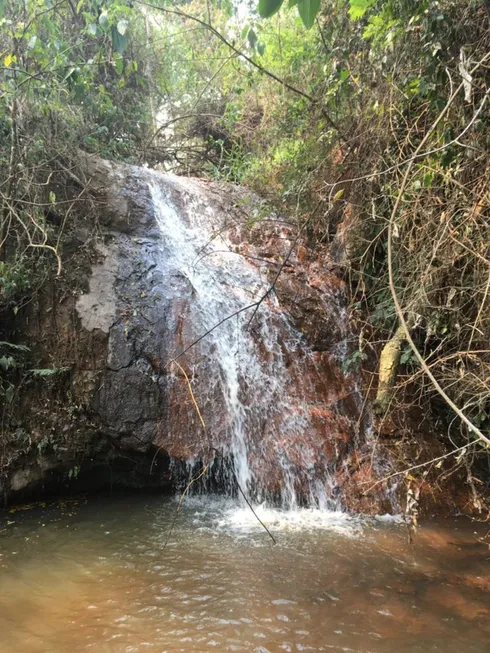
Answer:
135, 0, 345, 138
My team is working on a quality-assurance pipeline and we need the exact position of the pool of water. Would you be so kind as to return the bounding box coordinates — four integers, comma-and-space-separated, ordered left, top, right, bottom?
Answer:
0, 494, 488, 652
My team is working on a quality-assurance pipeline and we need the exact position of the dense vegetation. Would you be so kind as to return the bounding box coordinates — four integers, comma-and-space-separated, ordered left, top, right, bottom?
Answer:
1, 0, 489, 510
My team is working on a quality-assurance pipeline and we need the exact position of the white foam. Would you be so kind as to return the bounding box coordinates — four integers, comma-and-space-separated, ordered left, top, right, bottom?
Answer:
373, 513, 405, 524
216, 504, 361, 536
178, 497, 362, 537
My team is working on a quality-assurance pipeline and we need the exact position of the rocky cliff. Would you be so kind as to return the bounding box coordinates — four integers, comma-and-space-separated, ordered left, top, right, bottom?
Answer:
0, 154, 398, 512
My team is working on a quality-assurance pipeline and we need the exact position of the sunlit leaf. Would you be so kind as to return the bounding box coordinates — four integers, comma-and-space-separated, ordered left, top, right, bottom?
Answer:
29, 368, 67, 376
98, 10, 109, 30
62, 67, 76, 82
117, 19, 128, 36
114, 56, 124, 75
348, 0, 375, 20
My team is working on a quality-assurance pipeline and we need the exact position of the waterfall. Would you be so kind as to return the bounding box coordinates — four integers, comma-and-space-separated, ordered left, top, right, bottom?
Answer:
148, 173, 364, 511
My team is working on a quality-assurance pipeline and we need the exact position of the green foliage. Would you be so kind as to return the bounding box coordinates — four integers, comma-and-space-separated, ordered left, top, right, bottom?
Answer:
400, 346, 418, 367
0, 262, 30, 307
0, 341, 29, 370
0, 0, 153, 310
342, 349, 368, 374
0, 341, 29, 404
348, 0, 375, 19
68, 464, 80, 480
29, 367, 69, 376
0, 342, 30, 353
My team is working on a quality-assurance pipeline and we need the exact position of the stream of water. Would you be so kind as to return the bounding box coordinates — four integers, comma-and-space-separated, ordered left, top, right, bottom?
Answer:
0, 494, 488, 652
148, 174, 364, 509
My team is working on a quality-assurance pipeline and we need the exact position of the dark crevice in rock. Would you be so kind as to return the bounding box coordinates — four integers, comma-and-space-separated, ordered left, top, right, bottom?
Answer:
3, 449, 173, 508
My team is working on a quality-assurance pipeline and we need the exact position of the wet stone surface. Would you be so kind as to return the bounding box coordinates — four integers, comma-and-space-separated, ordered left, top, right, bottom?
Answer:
3, 159, 387, 512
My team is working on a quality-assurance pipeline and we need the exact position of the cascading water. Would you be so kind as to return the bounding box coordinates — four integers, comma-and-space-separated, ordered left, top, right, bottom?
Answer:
147, 172, 368, 512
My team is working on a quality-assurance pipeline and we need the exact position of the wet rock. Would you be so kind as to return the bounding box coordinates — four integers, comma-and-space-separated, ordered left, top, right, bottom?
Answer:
1, 155, 390, 511
10, 467, 44, 493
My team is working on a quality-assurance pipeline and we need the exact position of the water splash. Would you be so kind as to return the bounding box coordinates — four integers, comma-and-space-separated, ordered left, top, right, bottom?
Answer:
180, 496, 362, 537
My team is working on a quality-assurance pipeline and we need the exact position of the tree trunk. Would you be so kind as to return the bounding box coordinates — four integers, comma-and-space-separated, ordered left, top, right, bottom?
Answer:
373, 324, 407, 414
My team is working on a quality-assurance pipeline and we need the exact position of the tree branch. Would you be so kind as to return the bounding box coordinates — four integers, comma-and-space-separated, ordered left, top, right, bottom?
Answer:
386, 53, 490, 448
135, 0, 345, 137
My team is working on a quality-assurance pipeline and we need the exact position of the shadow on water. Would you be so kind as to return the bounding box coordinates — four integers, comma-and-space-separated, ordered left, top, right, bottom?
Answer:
0, 493, 489, 653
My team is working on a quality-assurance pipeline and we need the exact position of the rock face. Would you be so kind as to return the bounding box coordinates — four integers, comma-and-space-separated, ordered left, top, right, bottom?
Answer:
0, 154, 392, 512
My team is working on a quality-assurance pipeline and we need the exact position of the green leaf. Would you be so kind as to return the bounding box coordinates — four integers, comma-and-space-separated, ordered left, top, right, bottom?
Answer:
288, 0, 300, 6
87, 22, 98, 36
98, 10, 109, 30
27, 35, 37, 49
0, 341, 29, 352
400, 348, 413, 365
111, 26, 128, 54
247, 27, 258, 49
117, 19, 128, 36
63, 67, 76, 82
0, 355, 15, 370
258, 0, 284, 19
297, 0, 321, 29
5, 385, 14, 403
257, 42, 266, 56
29, 367, 67, 376
114, 56, 124, 75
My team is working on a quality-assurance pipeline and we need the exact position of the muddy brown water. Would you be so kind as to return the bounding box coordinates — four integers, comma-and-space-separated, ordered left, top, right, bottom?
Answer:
0, 494, 488, 653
